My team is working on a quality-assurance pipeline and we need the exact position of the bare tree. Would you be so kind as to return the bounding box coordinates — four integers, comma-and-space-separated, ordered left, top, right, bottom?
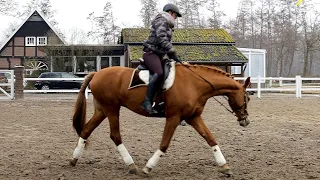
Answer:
87, 1, 120, 44
66, 28, 90, 45
0, 21, 19, 44
140, 0, 158, 28
207, 0, 225, 28
177, 0, 192, 28
191, 0, 207, 28
15, 0, 64, 39
264, 0, 276, 76
18, 0, 57, 25
301, 4, 320, 76
0, 0, 17, 15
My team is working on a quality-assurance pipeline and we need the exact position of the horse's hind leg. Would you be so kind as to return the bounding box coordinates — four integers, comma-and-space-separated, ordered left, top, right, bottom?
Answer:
106, 106, 138, 174
70, 108, 106, 166
186, 116, 232, 176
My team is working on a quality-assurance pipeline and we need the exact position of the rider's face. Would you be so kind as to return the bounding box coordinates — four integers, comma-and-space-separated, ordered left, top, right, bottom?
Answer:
169, 11, 177, 19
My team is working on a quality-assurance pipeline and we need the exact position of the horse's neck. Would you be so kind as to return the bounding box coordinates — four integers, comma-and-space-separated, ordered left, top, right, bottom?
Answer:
187, 66, 241, 96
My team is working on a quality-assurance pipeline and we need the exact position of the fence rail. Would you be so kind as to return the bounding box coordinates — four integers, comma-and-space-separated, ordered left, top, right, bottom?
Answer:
24, 77, 92, 99
235, 76, 320, 98
0, 70, 14, 100
18, 76, 320, 99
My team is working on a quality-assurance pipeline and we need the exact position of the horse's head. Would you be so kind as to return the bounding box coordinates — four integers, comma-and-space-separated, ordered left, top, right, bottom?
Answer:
228, 77, 251, 127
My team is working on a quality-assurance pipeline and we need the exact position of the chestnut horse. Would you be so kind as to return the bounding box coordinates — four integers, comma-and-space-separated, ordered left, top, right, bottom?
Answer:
70, 63, 251, 176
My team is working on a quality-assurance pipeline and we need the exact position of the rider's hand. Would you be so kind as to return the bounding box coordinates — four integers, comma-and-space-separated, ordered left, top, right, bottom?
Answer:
167, 49, 179, 61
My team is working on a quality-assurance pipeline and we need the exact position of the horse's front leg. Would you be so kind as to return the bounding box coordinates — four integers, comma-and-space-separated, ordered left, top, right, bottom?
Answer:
186, 116, 233, 176
142, 116, 181, 175
70, 111, 105, 166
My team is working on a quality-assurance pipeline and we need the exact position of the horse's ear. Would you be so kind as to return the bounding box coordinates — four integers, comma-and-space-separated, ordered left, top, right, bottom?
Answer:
243, 77, 251, 89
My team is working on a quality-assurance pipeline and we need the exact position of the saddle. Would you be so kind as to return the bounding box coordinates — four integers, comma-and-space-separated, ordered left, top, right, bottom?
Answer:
128, 58, 176, 117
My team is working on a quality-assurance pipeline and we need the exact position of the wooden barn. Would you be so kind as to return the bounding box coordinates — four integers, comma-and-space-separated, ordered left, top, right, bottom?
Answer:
0, 9, 65, 74
120, 28, 248, 77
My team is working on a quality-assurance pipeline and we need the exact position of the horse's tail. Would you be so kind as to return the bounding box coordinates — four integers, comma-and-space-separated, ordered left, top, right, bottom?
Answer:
72, 72, 96, 136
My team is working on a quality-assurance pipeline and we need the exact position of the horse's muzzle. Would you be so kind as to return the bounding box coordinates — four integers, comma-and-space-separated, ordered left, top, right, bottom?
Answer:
239, 118, 250, 127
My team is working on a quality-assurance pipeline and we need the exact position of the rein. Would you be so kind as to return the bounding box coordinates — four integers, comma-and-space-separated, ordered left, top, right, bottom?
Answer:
175, 60, 246, 116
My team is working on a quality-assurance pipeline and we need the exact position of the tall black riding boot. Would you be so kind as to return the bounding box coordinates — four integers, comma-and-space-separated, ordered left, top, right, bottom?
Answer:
141, 73, 160, 114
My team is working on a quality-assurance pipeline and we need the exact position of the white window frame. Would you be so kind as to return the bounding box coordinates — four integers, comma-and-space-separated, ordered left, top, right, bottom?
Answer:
37, 37, 47, 46
25, 37, 36, 46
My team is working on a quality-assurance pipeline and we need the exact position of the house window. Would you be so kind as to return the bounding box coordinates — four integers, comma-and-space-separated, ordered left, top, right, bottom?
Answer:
25, 37, 36, 46
37, 37, 47, 46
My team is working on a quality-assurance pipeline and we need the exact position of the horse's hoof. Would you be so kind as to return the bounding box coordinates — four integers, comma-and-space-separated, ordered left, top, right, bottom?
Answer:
180, 121, 187, 126
142, 166, 152, 175
128, 163, 138, 174
218, 165, 233, 177
69, 159, 78, 166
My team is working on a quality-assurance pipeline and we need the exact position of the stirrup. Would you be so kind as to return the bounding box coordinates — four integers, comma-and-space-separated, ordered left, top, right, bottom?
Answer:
142, 100, 158, 114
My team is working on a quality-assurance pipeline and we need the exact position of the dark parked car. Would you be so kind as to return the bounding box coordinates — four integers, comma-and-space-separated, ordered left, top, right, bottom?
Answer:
35, 72, 82, 90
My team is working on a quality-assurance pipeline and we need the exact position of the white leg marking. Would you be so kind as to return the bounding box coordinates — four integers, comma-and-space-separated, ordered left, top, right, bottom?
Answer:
212, 145, 227, 166
146, 149, 165, 169
117, 144, 134, 165
73, 137, 86, 159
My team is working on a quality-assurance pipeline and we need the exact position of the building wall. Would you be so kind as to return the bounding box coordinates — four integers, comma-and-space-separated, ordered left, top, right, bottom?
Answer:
0, 47, 12, 56
0, 58, 21, 69
0, 58, 8, 69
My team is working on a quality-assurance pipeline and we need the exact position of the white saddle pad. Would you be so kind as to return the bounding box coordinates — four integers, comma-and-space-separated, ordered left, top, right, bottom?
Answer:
139, 61, 176, 91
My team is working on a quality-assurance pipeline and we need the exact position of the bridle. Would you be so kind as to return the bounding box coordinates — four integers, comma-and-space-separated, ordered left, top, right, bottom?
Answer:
175, 60, 248, 118
214, 89, 248, 120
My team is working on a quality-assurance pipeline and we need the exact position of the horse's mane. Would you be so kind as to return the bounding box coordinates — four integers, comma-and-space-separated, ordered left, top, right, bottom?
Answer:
177, 63, 234, 78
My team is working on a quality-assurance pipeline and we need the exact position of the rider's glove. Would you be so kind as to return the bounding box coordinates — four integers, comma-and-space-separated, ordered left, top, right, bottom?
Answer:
167, 48, 179, 62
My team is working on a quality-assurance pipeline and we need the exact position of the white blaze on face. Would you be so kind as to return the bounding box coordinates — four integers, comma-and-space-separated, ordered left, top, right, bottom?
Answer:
212, 145, 227, 166
117, 144, 134, 165
73, 137, 86, 159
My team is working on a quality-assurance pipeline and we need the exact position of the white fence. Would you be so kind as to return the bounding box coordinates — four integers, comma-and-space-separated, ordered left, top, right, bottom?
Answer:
1, 76, 317, 100
0, 70, 14, 100
234, 76, 320, 98
23, 77, 92, 99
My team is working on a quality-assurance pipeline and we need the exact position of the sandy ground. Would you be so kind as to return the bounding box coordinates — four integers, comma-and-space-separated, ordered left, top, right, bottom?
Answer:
0, 94, 320, 180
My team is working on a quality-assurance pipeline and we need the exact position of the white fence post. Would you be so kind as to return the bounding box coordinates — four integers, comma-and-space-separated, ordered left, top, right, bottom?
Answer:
10, 70, 14, 99
269, 77, 272, 88
295, 76, 301, 98
299, 76, 302, 98
279, 77, 283, 87
257, 75, 261, 98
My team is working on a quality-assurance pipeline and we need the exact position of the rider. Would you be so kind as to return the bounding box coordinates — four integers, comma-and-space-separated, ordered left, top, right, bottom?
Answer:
141, 3, 182, 114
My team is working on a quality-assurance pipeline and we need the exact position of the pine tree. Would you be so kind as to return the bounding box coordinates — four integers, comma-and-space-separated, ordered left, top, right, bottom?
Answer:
87, 1, 120, 44
139, 0, 158, 28
207, 0, 225, 28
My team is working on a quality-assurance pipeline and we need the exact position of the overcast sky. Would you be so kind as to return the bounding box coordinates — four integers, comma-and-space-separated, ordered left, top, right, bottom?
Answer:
1, 0, 317, 43
0, 0, 241, 37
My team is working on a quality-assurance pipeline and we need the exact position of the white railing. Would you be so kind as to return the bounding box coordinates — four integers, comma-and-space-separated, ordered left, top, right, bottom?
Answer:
0, 70, 14, 100
20, 76, 320, 99
24, 77, 92, 99
234, 76, 320, 98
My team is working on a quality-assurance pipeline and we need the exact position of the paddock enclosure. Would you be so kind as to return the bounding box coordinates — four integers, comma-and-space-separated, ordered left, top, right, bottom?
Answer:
0, 94, 319, 180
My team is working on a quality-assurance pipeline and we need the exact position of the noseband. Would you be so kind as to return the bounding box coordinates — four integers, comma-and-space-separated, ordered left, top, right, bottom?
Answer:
232, 92, 248, 121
